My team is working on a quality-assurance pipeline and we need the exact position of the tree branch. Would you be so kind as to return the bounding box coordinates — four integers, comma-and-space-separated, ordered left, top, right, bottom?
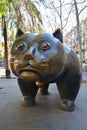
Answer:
76, 0, 86, 4
79, 5, 87, 15
63, 4, 74, 29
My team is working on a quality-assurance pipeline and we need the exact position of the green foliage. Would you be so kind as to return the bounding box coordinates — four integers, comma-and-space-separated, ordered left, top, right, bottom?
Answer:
0, 0, 11, 16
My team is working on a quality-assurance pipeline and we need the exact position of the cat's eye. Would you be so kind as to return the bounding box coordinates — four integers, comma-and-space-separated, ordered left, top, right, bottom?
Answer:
15, 42, 28, 53
38, 42, 50, 51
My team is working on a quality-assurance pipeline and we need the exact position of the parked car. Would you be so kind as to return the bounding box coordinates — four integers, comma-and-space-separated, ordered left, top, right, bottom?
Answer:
82, 59, 87, 71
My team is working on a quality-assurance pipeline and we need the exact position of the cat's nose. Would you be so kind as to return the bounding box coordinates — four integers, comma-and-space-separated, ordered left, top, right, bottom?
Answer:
24, 48, 35, 60
24, 53, 34, 60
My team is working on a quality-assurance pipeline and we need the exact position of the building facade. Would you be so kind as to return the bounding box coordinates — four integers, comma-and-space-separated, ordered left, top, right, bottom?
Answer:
64, 17, 87, 60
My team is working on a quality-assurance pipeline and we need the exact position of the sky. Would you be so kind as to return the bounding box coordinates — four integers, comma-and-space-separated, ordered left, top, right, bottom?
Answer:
35, 0, 87, 35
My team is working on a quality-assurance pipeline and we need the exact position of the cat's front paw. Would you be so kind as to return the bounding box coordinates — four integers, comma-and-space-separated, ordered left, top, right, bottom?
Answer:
21, 96, 35, 107
59, 99, 75, 112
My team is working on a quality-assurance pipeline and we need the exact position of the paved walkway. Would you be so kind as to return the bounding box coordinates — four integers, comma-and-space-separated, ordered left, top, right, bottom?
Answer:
82, 71, 87, 81
0, 78, 87, 130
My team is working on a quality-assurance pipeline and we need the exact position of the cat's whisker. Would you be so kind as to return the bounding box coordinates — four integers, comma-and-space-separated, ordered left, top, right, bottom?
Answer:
9, 60, 29, 64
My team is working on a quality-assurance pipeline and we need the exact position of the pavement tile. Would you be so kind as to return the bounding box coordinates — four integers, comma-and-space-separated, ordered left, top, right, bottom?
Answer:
0, 79, 87, 130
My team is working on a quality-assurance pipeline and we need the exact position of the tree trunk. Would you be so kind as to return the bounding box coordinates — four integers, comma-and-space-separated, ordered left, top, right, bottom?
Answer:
59, 0, 63, 42
2, 16, 10, 78
74, 0, 82, 65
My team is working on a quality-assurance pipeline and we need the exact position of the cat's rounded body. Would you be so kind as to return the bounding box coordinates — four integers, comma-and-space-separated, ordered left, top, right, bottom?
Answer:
10, 29, 81, 112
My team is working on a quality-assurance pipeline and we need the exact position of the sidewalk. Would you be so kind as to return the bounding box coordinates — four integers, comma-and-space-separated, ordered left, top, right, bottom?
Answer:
0, 78, 87, 130
82, 70, 87, 82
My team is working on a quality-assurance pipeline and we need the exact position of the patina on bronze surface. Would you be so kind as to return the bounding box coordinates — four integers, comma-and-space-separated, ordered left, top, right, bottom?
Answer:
10, 28, 82, 112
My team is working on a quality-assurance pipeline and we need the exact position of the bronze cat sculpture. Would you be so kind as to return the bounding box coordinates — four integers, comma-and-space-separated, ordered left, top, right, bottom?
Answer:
10, 29, 82, 112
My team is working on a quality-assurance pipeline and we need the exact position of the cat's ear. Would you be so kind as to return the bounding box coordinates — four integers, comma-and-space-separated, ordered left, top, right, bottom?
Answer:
53, 28, 63, 43
16, 28, 24, 38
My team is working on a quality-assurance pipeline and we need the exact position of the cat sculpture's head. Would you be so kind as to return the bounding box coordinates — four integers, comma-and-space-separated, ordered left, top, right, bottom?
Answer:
10, 29, 66, 82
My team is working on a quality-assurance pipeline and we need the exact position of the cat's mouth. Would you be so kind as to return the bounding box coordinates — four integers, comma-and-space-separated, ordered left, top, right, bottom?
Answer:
19, 69, 41, 81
